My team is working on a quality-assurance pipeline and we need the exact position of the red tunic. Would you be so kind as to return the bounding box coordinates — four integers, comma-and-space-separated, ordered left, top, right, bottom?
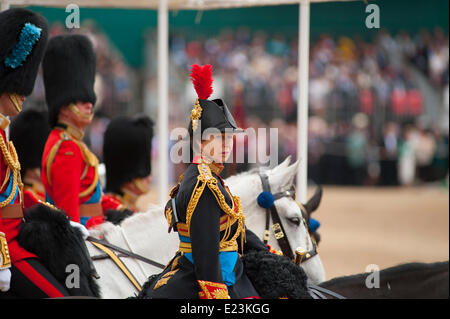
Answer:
23, 184, 45, 210
0, 129, 36, 263
41, 126, 101, 223
101, 193, 138, 214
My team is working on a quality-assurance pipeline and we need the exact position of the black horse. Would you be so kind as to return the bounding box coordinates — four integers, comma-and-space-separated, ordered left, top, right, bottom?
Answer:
317, 261, 449, 299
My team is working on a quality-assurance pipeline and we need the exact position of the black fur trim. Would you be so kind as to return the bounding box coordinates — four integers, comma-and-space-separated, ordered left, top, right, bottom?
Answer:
242, 250, 312, 299
17, 204, 100, 297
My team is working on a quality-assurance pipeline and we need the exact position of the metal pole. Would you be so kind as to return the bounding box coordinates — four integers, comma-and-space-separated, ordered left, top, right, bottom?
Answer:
158, 0, 169, 205
297, 0, 310, 204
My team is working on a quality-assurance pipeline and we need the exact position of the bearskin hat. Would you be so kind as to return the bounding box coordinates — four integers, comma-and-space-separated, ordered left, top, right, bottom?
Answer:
0, 8, 49, 97
103, 115, 154, 194
42, 34, 96, 127
9, 107, 51, 178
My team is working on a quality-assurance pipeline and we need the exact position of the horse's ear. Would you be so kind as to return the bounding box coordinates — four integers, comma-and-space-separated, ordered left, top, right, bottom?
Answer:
305, 186, 323, 215
270, 156, 291, 175
270, 159, 298, 189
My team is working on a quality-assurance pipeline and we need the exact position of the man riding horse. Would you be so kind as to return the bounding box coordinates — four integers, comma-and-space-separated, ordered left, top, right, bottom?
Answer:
142, 64, 287, 299
0, 8, 74, 298
41, 34, 114, 230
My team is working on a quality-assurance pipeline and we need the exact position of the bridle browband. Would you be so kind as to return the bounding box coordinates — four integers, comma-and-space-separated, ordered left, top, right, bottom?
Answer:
257, 171, 318, 263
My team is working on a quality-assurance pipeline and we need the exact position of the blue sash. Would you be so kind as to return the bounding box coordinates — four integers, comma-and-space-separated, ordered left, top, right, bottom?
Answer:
179, 234, 238, 286
0, 171, 19, 203
45, 181, 102, 226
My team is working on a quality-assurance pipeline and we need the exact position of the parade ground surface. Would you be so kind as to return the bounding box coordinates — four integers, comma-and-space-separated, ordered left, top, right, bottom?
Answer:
139, 185, 449, 280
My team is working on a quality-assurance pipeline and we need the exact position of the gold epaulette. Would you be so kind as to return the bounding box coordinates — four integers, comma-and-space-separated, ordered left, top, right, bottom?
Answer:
183, 163, 246, 253
0, 232, 11, 269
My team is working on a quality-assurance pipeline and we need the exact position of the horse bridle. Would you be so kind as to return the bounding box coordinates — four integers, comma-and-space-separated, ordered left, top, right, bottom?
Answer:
257, 171, 318, 263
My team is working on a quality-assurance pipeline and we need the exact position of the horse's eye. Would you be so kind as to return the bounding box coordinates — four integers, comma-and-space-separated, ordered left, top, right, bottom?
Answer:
288, 217, 301, 226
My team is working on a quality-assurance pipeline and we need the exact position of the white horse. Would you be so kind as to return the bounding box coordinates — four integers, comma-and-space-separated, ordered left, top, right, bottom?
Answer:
87, 157, 326, 298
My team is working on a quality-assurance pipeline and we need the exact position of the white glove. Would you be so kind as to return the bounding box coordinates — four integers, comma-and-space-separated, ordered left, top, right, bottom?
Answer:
0, 268, 11, 292
70, 220, 90, 240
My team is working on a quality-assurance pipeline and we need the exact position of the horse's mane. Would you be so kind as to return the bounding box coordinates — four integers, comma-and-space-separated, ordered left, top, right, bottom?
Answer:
90, 204, 164, 238
320, 261, 449, 288
225, 166, 271, 185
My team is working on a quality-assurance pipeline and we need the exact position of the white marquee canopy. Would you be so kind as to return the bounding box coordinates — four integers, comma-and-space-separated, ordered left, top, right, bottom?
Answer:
7, 0, 355, 9
2, 0, 360, 205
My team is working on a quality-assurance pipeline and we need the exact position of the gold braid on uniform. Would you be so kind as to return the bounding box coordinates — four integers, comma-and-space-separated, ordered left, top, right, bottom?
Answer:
0, 136, 23, 208
185, 163, 246, 253
46, 126, 99, 199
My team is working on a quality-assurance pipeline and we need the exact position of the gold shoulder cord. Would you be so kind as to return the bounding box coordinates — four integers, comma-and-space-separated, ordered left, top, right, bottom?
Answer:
74, 139, 99, 198
46, 131, 99, 198
0, 135, 23, 208
185, 164, 246, 252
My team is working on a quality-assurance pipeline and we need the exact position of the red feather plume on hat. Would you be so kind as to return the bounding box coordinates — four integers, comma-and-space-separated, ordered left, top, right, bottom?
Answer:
190, 64, 213, 100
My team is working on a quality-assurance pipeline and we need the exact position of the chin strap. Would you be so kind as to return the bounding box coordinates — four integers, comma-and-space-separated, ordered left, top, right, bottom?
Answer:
8, 93, 22, 113
69, 103, 94, 121
133, 178, 150, 194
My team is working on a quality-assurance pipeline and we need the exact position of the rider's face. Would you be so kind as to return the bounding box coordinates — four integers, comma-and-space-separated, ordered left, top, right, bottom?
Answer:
201, 133, 234, 163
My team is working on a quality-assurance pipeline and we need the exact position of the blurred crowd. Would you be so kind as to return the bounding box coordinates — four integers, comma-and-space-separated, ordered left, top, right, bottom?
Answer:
25, 22, 449, 187
163, 27, 449, 186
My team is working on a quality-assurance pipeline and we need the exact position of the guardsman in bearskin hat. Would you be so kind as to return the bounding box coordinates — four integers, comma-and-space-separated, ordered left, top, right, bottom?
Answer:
10, 108, 50, 209
0, 8, 73, 297
101, 115, 154, 215
41, 34, 104, 229
143, 64, 269, 299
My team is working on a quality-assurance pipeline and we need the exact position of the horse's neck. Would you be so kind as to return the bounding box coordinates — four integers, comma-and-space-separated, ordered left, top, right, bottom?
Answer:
320, 262, 450, 298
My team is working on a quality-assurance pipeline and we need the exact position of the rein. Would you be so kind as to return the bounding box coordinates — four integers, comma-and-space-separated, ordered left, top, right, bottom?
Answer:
258, 172, 294, 260
257, 171, 317, 263
307, 284, 346, 299
87, 236, 165, 269
87, 236, 165, 293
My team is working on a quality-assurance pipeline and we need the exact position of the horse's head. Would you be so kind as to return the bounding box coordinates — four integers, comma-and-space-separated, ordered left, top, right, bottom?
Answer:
226, 156, 326, 284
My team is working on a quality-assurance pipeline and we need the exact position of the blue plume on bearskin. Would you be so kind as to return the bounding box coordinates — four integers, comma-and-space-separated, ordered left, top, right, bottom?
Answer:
0, 8, 49, 97
4, 23, 42, 69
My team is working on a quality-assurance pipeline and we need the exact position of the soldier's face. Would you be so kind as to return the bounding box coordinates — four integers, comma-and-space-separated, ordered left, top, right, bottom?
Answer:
60, 101, 94, 129
72, 102, 94, 127
0, 93, 25, 116
201, 133, 234, 163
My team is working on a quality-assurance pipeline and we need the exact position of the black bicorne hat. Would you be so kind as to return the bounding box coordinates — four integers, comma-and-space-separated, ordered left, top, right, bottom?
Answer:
0, 8, 49, 97
189, 64, 243, 136
9, 108, 51, 178
42, 34, 97, 127
103, 115, 154, 194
